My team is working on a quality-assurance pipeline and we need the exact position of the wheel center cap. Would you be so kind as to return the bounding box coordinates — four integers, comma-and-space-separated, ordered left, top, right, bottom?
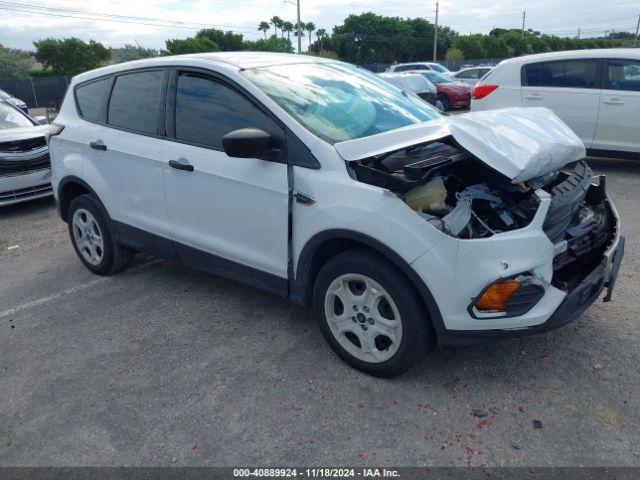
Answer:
356, 312, 367, 324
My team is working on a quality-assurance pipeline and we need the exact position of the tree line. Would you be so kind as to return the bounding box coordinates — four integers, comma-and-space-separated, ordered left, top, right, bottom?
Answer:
306, 13, 633, 64
0, 12, 635, 78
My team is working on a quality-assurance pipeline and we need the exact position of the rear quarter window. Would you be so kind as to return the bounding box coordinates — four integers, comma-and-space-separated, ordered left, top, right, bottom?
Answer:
75, 78, 110, 122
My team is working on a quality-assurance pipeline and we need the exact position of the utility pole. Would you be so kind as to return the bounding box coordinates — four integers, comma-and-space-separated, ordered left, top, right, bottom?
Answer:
521, 10, 526, 37
577, 27, 581, 39
296, 0, 302, 54
432, 0, 439, 61
284, 0, 302, 54
634, 14, 639, 47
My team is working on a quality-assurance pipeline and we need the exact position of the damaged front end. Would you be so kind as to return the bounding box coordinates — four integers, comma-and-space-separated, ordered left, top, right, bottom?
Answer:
348, 135, 617, 298
334, 107, 622, 337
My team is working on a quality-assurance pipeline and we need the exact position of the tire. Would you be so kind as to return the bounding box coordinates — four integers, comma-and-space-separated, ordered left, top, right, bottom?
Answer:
437, 94, 451, 111
313, 248, 433, 377
67, 194, 134, 275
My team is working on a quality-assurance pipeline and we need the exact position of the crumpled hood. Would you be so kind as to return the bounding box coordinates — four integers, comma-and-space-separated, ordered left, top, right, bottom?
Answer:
334, 107, 586, 183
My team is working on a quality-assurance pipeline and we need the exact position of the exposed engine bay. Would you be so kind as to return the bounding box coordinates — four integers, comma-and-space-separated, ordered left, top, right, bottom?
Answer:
349, 137, 616, 289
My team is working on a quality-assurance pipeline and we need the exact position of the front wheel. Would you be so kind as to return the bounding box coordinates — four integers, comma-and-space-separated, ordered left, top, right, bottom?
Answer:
313, 248, 432, 377
437, 94, 451, 111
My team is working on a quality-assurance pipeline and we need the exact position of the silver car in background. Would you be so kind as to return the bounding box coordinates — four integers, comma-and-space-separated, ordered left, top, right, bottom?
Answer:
378, 72, 438, 106
0, 88, 28, 114
0, 100, 52, 206
450, 66, 494, 86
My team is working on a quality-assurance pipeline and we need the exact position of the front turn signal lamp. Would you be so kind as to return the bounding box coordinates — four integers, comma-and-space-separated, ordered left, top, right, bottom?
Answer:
475, 279, 522, 312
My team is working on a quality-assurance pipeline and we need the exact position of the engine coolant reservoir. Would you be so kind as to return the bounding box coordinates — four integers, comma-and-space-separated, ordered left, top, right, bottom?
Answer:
405, 176, 447, 213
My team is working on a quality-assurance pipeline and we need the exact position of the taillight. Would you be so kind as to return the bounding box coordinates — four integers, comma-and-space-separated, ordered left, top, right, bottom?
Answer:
45, 123, 64, 144
472, 84, 499, 99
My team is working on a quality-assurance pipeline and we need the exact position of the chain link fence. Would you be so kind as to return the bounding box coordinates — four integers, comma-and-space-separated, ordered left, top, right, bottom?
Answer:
0, 76, 71, 110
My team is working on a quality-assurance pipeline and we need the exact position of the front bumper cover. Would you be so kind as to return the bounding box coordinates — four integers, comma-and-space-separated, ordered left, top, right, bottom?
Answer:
438, 235, 624, 346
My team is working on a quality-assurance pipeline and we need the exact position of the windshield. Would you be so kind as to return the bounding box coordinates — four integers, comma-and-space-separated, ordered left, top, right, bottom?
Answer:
429, 64, 449, 74
422, 71, 452, 84
243, 62, 440, 144
0, 102, 33, 129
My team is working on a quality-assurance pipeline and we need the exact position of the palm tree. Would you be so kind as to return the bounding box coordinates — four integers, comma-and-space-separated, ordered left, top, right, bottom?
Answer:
316, 28, 326, 53
271, 16, 283, 38
282, 21, 294, 41
258, 21, 270, 40
305, 22, 316, 48
294, 21, 305, 41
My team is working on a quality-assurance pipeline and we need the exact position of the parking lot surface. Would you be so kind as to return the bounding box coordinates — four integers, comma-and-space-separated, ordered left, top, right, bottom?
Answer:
1, 158, 639, 467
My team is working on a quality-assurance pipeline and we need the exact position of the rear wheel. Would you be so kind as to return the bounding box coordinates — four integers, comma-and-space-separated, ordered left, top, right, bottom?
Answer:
313, 248, 432, 377
67, 194, 134, 275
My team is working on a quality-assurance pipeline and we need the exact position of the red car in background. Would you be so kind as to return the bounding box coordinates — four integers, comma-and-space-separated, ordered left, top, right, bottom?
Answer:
411, 71, 472, 111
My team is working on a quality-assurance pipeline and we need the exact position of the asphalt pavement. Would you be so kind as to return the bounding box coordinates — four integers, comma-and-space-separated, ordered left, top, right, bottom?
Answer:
0, 158, 638, 467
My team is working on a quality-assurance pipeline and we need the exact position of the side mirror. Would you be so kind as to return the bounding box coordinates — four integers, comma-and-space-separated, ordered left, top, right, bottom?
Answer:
34, 115, 49, 125
222, 128, 273, 159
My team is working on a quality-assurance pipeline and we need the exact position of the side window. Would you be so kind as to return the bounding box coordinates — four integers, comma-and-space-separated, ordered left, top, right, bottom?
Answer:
175, 73, 271, 150
75, 78, 110, 122
107, 70, 163, 135
394, 65, 412, 72
607, 60, 640, 92
523, 60, 598, 88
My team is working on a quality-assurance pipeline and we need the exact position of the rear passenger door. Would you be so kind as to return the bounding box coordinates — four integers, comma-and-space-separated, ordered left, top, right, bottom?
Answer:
161, 70, 289, 292
521, 59, 600, 147
592, 58, 640, 153
81, 69, 173, 254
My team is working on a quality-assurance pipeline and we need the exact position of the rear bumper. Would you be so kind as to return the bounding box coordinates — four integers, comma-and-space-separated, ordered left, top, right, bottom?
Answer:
448, 93, 471, 107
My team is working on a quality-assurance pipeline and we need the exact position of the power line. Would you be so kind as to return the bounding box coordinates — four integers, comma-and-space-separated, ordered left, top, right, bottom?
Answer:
0, 1, 258, 31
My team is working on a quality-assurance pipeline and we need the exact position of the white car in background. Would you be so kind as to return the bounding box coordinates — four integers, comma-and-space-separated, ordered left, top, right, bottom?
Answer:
450, 66, 493, 86
0, 99, 52, 206
471, 49, 640, 157
378, 72, 438, 105
387, 62, 451, 75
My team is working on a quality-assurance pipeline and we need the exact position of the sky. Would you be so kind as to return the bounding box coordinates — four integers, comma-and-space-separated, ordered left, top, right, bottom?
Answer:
0, 0, 637, 51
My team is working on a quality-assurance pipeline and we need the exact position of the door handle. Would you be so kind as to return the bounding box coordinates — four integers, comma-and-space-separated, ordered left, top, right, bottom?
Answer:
604, 98, 624, 105
524, 93, 543, 100
89, 141, 107, 151
168, 158, 194, 172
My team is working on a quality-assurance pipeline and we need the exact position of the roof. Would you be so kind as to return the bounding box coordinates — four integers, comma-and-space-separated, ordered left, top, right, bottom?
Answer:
73, 51, 337, 84
500, 48, 640, 65
180, 51, 335, 69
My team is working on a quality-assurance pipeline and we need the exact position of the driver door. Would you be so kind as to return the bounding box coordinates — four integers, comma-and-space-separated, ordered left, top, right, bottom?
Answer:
161, 70, 289, 294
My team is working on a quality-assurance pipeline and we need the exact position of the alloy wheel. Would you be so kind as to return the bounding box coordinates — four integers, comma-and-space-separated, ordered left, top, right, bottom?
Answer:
72, 208, 104, 266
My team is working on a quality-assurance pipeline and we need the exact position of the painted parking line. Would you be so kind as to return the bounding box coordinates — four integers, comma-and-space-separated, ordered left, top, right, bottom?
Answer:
0, 258, 163, 319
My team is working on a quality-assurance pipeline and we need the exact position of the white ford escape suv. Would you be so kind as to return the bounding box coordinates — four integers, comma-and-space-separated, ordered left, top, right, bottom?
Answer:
50, 52, 624, 377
